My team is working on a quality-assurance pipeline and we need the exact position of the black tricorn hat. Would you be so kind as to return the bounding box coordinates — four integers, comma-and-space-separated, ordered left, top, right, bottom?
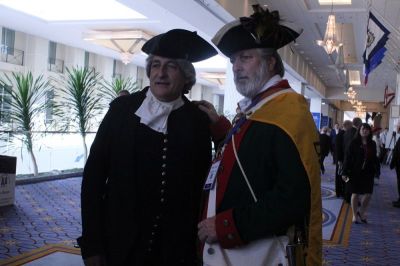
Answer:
142, 29, 217, 62
212, 5, 303, 57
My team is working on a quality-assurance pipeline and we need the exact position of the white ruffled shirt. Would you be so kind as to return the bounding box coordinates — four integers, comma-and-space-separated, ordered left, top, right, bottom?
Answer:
135, 89, 184, 134
238, 75, 282, 112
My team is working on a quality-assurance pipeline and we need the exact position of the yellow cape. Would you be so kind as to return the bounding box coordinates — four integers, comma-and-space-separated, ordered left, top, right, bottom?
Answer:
249, 91, 322, 266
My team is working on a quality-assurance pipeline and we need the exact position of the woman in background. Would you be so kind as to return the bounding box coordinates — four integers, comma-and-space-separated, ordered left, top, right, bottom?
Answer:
342, 123, 380, 224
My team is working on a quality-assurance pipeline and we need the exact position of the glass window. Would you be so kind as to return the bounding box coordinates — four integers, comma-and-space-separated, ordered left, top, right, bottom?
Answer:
0, 84, 12, 123
1, 27, 15, 55
48, 41, 57, 64
84, 51, 89, 68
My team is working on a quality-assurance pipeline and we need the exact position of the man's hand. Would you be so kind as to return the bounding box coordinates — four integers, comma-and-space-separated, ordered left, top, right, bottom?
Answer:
198, 217, 218, 243
83, 255, 107, 266
193, 100, 220, 124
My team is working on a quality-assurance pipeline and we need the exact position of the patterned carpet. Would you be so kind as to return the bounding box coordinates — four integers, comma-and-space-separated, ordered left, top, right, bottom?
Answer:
0, 158, 399, 265
321, 157, 400, 265
0, 178, 81, 261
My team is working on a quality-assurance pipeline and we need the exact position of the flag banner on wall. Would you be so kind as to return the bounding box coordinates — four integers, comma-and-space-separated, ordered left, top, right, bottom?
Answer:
384, 85, 395, 108
363, 12, 390, 85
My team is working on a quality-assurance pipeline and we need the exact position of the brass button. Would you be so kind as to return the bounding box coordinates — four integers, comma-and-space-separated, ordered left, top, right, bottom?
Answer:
161, 180, 166, 186
207, 248, 215, 255
164, 139, 168, 143
162, 155, 166, 160
161, 172, 166, 176
223, 219, 229, 226
163, 147, 167, 152
160, 189, 164, 194
162, 163, 166, 168
227, 234, 234, 240
160, 198, 164, 202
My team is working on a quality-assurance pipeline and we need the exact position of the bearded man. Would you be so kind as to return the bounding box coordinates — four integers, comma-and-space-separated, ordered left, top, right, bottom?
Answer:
197, 5, 322, 266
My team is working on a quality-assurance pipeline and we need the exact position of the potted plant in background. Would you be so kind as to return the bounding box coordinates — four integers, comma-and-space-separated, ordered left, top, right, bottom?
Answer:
100, 76, 139, 102
0, 72, 54, 176
58, 67, 103, 164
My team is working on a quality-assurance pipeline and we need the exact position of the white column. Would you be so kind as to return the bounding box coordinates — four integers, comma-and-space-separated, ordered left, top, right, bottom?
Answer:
310, 98, 322, 129
223, 60, 243, 119
387, 72, 400, 148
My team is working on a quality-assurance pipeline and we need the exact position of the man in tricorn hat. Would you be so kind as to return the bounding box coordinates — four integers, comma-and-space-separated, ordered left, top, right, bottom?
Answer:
197, 5, 322, 265
78, 29, 230, 266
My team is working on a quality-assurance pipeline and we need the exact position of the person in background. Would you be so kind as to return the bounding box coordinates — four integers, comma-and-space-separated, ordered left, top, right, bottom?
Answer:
330, 123, 340, 164
320, 126, 331, 174
390, 125, 400, 208
379, 127, 389, 163
342, 123, 380, 223
334, 121, 349, 198
197, 6, 322, 265
341, 117, 362, 202
118, 89, 130, 97
372, 127, 382, 184
78, 29, 230, 266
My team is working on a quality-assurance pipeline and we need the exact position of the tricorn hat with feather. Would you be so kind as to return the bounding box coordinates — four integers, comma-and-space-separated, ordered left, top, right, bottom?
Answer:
212, 5, 303, 57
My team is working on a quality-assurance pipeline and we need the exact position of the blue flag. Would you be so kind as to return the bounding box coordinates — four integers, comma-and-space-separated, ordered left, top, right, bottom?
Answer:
363, 12, 390, 84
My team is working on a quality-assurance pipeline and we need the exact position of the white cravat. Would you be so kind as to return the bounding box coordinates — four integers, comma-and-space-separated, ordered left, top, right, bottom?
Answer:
135, 89, 184, 134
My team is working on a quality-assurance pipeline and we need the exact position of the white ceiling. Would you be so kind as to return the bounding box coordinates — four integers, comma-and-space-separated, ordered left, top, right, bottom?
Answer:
259, 0, 400, 103
1, 0, 400, 104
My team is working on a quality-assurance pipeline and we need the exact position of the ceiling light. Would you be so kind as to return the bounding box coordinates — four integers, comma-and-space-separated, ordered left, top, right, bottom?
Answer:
318, 0, 351, 5
0, 0, 146, 21
348, 70, 361, 85
83, 30, 153, 64
317, 1, 342, 54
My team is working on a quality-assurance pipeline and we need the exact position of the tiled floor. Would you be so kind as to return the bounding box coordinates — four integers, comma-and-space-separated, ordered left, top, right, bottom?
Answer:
0, 157, 400, 265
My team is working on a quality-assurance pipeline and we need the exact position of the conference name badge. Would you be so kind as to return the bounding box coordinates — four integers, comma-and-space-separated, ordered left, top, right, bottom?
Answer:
203, 160, 221, 191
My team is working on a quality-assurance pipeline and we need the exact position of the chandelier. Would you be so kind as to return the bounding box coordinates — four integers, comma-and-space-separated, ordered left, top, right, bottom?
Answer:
317, 2, 341, 54
354, 101, 366, 117
344, 86, 357, 104
83, 30, 153, 65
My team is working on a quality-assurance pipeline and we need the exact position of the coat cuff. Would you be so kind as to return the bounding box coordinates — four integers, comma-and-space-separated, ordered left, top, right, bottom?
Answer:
216, 209, 245, 248
210, 116, 231, 141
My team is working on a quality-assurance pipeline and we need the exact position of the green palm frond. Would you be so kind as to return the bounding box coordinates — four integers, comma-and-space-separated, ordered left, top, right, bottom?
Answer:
0, 72, 52, 147
100, 76, 139, 102
0, 71, 53, 175
59, 67, 103, 136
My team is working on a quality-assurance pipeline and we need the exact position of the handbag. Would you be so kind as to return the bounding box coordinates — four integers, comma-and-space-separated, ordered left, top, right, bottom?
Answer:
203, 135, 289, 266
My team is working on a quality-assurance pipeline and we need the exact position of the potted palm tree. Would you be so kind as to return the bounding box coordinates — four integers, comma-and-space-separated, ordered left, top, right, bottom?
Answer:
0, 72, 53, 176
58, 67, 103, 164
100, 76, 139, 102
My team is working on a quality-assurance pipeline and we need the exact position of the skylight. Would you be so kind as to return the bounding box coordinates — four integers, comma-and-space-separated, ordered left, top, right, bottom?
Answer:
0, 0, 146, 21
318, 0, 351, 5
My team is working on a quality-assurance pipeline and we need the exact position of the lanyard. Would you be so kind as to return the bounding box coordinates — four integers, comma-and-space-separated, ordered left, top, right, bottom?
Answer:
221, 93, 265, 147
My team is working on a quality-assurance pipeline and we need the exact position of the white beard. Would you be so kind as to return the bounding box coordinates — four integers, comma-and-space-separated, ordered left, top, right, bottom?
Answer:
234, 62, 268, 99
